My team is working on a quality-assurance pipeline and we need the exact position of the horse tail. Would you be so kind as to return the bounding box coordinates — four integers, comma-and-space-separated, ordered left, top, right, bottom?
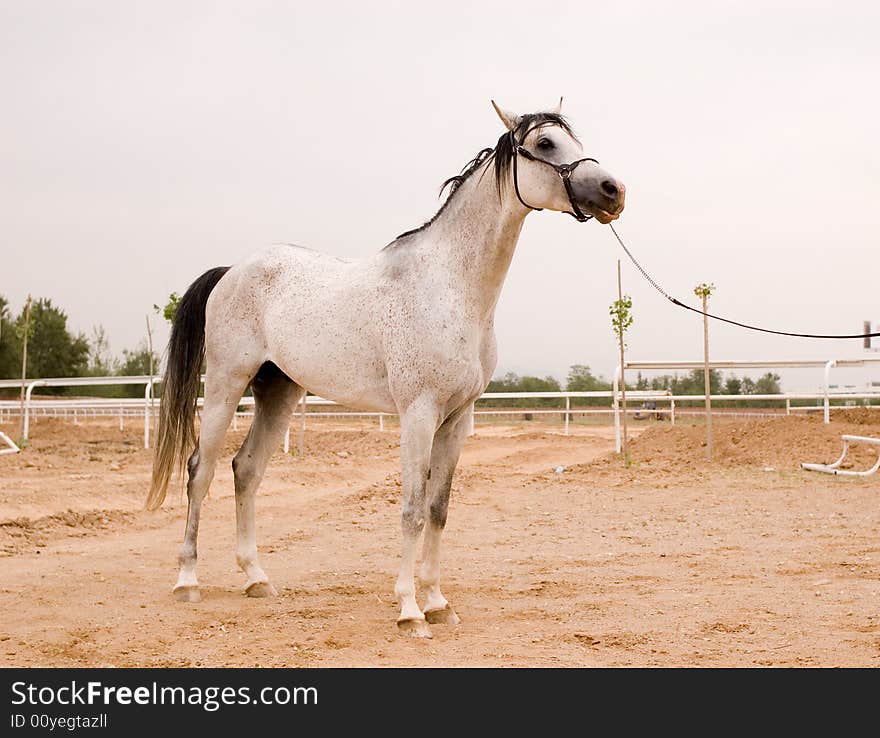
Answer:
146, 266, 230, 510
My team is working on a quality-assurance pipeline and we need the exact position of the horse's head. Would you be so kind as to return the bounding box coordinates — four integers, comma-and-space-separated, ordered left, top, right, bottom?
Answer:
491, 99, 625, 224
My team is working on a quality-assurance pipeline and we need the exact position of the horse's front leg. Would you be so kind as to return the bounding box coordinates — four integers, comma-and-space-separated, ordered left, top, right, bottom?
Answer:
394, 398, 439, 638
420, 406, 470, 625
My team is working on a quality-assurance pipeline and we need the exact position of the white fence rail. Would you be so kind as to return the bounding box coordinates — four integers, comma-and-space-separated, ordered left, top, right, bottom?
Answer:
612, 358, 880, 452
2, 361, 879, 453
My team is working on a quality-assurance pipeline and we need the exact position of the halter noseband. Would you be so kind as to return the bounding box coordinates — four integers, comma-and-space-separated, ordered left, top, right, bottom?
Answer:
509, 127, 598, 222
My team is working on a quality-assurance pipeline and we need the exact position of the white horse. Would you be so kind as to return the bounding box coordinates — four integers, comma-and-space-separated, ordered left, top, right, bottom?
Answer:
147, 99, 625, 638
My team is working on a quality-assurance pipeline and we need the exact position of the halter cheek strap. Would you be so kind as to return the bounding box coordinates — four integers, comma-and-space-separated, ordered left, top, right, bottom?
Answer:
509, 129, 599, 222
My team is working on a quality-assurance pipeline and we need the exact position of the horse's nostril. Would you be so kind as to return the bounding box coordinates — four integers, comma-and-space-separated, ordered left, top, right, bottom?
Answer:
601, 179, 619, 198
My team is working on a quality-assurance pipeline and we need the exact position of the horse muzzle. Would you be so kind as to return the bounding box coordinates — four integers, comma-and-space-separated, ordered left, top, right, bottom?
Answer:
584, 178, 625, 224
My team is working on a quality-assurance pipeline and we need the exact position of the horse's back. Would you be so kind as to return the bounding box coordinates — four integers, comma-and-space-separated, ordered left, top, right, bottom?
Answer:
205, 243, 395, 410
235, 243, 355, 286
209, 243, 361, 317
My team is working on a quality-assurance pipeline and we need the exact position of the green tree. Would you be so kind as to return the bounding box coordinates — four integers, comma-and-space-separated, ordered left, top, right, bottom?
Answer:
564, 364, 612, 407
517, 375, 561, 396
693, 283, 715, 300
650, 375, 672, 391
688, 368, 723, 395
483, 372, 562, 407
118, 344, 160, 376
17, 299, 89, 380
87, 325, 117, 376
610, 291, 634, 464
0, 295, 18, 379
76, 325, 127, 397
154, 293, 181, 324
565, 365, 610, 392
724, 375, 742, 395
664, 369, 722, 397
754, 372, 782, 395
117, 343, 162, 397
609, 294, 633, 349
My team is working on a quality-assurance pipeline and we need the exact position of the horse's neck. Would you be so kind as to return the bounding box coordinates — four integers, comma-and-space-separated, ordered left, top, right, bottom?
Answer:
428, 164, 528, 319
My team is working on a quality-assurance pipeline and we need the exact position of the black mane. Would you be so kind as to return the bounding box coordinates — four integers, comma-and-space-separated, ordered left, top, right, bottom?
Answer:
389, 112, 575, 244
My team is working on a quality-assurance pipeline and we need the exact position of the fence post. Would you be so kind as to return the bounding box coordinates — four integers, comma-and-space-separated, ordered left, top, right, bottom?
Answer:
298, 393, 306, 457
701, 292, 712, 461
23, 380, 42, 441
613, 365, 621, 453
823, 360, 835, 424
143, 380, 152, 449
564, 395, 570, 435
670, 396, 675, 426
785, 397, 790, 416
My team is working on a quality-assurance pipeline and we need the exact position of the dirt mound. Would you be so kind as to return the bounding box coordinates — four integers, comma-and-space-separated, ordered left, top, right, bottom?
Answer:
833, 407, 880, 426
6, 418, 143, 463
0, 508, 139, 556
216, 424, 399, 460
584, 415, 880, 473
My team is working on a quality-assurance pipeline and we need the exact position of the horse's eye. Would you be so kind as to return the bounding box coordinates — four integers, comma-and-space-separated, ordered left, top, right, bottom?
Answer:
537, 138, 554, 150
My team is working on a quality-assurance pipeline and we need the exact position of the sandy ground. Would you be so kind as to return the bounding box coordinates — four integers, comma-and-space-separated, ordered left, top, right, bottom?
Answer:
1, 412, 878, 667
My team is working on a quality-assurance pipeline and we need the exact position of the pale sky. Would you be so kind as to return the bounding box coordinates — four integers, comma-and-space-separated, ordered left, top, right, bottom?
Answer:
1, 1, 878, 392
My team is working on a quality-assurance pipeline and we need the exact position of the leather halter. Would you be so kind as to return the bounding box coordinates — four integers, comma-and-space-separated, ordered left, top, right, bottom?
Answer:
509, 127, 599, 222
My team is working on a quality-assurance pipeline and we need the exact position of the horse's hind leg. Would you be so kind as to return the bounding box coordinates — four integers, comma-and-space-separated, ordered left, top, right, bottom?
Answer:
174, 369, 251, 603
232, 362, 303, 597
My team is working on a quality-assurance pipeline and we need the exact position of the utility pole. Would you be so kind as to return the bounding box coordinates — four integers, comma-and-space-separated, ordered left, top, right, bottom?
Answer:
702, 293, 711, 461
694, 283, 715, 461
618, 262, 628, 461
611, 261, 634, 464
146, 315, 155, 426
18, 296, 33, 441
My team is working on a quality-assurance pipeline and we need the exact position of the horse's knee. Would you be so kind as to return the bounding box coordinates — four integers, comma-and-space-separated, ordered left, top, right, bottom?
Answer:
185, 448, 202, 500
186, 447, 200, 478
401, 498, 426, 535
429, 488, 450, 529
232, 453, 256, 494
429, 500, 448, 529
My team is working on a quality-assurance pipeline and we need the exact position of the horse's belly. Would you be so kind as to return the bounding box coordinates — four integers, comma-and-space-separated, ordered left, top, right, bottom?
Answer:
269, 324, 396, 413
294, 369, 396, 414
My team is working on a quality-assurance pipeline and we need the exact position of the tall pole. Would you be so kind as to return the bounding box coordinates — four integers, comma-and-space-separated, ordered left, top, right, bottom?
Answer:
145, 315, 155, 432
298, 392, 306, 457
702, 293, 712, 461
18, 296, 32, 441
617, 260, 628, 461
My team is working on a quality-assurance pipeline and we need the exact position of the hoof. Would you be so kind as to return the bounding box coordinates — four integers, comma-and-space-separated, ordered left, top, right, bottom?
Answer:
173, 585, 201, 603
424, 605, 461, 625
397, 617, 433, 639
245, 581, 277, 598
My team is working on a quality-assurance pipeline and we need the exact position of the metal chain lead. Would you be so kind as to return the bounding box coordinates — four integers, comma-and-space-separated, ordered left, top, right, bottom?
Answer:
608, 224, 880, 340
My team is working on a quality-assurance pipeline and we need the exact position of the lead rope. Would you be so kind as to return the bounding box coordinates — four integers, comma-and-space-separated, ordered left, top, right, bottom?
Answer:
608, 224, 880, 340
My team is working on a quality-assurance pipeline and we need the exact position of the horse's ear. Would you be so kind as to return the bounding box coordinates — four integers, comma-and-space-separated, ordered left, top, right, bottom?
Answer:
550, 97, 563, 114
491, 100, 519, 131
